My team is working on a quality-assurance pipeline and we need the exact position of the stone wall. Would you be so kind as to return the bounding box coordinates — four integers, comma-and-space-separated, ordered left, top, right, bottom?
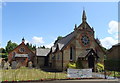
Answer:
37, 57, 45, 68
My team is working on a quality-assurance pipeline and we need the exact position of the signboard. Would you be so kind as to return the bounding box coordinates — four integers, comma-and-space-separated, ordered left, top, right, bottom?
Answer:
67, 68, 92, 78
15, 54, 28, 57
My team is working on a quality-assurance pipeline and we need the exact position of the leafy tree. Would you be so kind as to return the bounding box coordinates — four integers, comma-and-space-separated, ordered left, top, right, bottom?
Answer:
102, 47, 107, 52
54, 36, 63, 44
39, 46, 45, 49
32, 45, 36, 50
26, 43, 36, 51
0, 48, 6, 53
5, 40, 18, 53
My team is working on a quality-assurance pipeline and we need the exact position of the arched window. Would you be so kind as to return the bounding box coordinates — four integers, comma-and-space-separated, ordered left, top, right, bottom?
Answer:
57, 53, 60, 60
70, 47, 73, 60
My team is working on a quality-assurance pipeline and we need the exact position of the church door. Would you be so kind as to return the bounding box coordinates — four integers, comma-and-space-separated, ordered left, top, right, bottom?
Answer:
88, 54, 95, 71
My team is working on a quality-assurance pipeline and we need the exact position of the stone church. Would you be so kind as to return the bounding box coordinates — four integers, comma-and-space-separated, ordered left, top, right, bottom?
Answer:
48, 10, 106, 71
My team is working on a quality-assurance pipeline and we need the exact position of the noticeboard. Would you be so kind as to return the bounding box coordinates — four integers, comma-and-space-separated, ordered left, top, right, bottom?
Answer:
67, 68, 92, 78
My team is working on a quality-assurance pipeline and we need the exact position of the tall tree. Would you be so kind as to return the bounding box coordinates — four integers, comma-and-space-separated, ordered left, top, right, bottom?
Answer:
5, 40, 18, 53
26, 43, 36, 51
54, 36, 63, 44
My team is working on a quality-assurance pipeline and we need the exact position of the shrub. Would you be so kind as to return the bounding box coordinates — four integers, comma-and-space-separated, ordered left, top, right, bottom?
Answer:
96, 63, 104, 72
67, 60, 83, 69
105, 59, 120, 72
76, 60, 83, 69
67, 62, 76, 69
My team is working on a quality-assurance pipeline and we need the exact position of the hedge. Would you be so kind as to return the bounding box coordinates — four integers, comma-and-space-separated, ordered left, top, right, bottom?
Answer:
105, 59, 120, 72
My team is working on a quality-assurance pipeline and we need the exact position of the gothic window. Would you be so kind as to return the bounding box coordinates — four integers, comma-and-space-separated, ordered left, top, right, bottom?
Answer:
52, 54, 55, 60
70, 47, 73, 60
57, 53, 60, 60
12, 52, 16, 60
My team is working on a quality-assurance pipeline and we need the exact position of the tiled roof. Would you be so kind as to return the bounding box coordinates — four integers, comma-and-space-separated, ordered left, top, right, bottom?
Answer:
53, 31, 75, 51
36, 48, 50, 56
78, 50, 91, 58
51, 21, 94, 53
51, 47, 56, 53
78, 49, 99, 58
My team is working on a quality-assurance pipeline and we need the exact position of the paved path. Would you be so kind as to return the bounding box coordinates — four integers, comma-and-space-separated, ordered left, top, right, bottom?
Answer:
16, 79, 120, 83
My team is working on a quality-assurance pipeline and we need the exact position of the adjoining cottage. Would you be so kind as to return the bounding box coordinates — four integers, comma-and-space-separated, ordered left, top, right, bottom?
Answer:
8, 38, 37, 68
36, 48, 50, 68
107, 43, 120, 60
106, 43, 120, 71
48, 10, 106, 71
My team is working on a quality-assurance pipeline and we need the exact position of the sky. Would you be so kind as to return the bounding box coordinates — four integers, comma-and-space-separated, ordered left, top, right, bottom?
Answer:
1, 2, 119, 49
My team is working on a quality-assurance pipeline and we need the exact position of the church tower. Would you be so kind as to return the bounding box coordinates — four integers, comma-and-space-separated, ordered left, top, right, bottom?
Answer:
82, 10, 87, 22
22, 37, 25, 43
75, 10, 95, 48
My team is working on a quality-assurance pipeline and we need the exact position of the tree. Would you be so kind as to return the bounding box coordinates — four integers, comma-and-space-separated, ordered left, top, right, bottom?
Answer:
0, 48, 6, 53
54, 36, 63, 44
102, 47, 107, 52
39, 46, 45, 49
26, 43, 36, 51
5, 40, 18, 53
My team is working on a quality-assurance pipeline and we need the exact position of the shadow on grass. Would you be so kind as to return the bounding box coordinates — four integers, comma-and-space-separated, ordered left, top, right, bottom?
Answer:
39, 66, 63, 73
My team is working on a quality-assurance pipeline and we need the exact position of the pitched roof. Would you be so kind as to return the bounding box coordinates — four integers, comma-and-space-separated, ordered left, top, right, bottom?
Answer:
8, 42, 35, 55
36, 48, 50, 56
78, 49, 99, 58
78, 50, 91, 58
53, 31, 75, 51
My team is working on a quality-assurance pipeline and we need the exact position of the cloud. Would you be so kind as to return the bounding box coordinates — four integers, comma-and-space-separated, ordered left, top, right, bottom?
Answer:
100, 20, 119, 49
24, 40, 29, 44
45, 42, 54, 48
100, 37, 118, 49
32, 36, 44, 44
108, 20, 118, 34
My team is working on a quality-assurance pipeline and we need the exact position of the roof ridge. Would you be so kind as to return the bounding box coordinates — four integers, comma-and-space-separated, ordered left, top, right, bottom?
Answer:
55, 31, 74, 44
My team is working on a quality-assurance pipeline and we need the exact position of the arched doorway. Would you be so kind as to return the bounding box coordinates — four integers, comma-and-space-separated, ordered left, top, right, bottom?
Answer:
88, 54, 95, 71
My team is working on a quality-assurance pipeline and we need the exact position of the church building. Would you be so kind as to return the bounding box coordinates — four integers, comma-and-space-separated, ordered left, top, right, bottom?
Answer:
8, 38, 36, 68
48, 10, 106, 71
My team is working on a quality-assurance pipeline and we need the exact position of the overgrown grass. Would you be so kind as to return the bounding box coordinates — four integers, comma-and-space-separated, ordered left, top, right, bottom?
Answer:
0, 67, 67, 81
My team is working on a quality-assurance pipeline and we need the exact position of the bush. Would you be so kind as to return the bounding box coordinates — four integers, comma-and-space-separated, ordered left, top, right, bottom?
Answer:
96, 63, 104, 72
76, 60, 83, 69
67, 60, 83, 69
67, 62, 76, 69
105, 59, 120, 72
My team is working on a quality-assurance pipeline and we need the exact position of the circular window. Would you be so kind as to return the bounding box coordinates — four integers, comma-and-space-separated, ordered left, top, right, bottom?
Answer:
19, 47, 25, 52
81, 35, 90, 46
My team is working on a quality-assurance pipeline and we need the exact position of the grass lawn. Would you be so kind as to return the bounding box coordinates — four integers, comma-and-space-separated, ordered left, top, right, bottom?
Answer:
106, 71, 120, 77
0, 67, 67, 81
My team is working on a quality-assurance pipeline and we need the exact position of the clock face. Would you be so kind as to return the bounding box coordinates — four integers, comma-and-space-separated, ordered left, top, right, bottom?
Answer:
81, 35, 90, 46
